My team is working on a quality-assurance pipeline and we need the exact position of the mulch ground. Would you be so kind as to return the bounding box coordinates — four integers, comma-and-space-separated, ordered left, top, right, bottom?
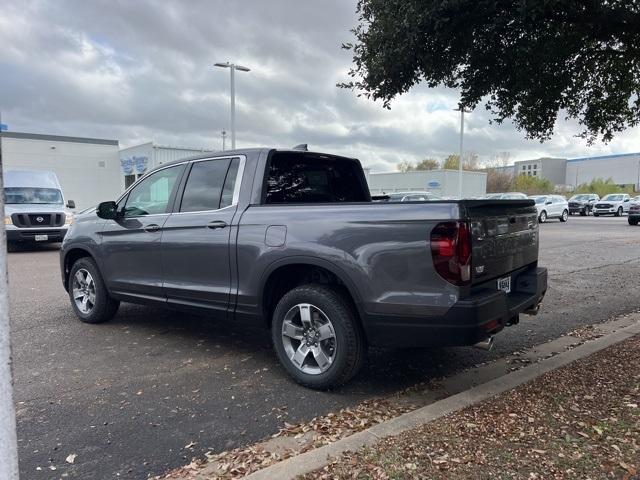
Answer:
305, 335, 640, 480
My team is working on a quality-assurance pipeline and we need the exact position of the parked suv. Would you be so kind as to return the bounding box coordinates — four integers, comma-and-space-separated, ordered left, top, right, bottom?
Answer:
593, 194, 631, 216
568, 193, 599, 216
529, 195, 569, 223
60, 148, 546, 389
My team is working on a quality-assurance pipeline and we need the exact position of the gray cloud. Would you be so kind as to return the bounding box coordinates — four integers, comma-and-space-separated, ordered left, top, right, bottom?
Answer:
1, 0, 639, 172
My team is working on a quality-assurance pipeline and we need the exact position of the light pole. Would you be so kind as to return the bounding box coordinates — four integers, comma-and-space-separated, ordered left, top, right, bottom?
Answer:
453, 106, 471, 199
214, 62, 250, 150
0, 111, 19, 480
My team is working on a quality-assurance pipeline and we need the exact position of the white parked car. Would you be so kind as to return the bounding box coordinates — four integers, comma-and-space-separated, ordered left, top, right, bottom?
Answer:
381, 191, 442, 202
485, 192, 528, 200
593, 194, 631, 217
529, 195, 569, 223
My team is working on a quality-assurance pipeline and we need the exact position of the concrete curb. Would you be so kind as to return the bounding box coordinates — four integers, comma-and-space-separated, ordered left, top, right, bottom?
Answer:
245, 320, 640, 480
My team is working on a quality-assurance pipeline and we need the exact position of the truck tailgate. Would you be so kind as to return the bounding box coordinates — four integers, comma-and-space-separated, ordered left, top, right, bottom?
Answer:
463, 200, 539, 284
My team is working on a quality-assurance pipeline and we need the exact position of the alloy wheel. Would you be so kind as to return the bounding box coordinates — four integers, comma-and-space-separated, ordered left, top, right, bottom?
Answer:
281, 303, 337, 375
72, 268, 96, 314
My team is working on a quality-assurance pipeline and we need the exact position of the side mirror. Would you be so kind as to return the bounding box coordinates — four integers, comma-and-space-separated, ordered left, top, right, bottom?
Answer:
96, 201, 119, 220
66, 200, 76, 209
546, 201, 552, 205
624, 199, 630, 202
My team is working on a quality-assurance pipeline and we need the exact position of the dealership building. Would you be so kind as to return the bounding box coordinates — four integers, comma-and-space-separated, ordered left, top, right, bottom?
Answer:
565, 152, 640, 189
0, 133, 218, 209
367, 169, 487, 198
503, 152, 640, 190
119, 142, 215, 188
0, 131, 122, 210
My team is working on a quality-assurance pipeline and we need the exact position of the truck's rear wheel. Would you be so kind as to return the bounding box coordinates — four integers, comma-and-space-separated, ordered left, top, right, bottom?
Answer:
271, 284, 365, 389
68, 257, 119, 324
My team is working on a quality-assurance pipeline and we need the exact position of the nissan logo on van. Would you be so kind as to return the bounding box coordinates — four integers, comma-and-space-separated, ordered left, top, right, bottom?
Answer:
36, 216, 44, 223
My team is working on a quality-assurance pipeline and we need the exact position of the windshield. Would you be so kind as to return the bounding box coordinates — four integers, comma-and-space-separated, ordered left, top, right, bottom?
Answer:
602, 194, 623, 201
570, 195, 591, 201
533, 196, 547, 204
4, 187, 63, 205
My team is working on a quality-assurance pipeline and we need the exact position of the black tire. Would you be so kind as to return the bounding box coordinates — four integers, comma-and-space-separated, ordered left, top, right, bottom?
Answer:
629, 217, 639, 226
615, 206, 623, 217
560, 209, 569, 222
580, 210, 587, 216
68, 257, 119, 324
593, 212, 599, 217
539, 211, 547, 223
271, 284, 366, 390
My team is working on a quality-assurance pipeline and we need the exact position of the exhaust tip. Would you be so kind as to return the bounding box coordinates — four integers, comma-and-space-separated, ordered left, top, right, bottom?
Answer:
473, 336, 494, 351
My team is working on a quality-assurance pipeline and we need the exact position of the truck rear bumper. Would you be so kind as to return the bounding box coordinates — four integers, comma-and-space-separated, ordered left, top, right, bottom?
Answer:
363, 266, 547, 348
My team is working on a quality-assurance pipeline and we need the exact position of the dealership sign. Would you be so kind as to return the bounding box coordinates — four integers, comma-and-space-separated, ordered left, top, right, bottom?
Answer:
427, 180, 441, 188
120, 156, 148, 175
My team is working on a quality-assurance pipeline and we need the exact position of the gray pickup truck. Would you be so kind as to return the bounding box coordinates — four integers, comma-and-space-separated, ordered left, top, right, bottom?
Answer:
60, 148, 547, 389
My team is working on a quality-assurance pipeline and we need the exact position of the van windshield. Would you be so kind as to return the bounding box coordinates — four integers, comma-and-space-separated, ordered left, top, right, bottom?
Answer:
4, 187, 63, 204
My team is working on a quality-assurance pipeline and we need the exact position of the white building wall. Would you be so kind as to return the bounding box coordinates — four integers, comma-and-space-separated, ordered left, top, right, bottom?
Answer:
367, 170, 487, 198
1, 133, 121, 210
565, 153, 640, 189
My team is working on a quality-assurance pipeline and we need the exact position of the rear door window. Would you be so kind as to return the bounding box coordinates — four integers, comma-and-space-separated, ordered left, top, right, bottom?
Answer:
180, 159, 232, 212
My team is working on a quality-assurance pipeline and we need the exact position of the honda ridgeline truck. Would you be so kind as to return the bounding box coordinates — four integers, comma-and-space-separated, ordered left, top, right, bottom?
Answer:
60, 149, 547, 389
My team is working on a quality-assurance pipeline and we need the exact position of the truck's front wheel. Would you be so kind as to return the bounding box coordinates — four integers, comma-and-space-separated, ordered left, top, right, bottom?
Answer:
271, 284, 366, 390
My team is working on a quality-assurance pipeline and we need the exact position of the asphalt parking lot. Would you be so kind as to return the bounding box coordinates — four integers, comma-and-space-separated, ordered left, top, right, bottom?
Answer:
9, 215, 640, 479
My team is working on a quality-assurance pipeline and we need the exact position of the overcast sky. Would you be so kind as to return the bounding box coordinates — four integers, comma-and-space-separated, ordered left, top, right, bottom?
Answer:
1, 0, 639, 172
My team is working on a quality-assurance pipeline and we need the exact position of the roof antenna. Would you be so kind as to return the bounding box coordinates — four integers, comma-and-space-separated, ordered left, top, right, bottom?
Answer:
292, 144, 308, 151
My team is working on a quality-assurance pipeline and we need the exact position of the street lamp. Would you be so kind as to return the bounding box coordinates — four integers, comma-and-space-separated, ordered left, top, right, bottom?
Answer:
214, 61, 251, 150
453, 105, 471, 199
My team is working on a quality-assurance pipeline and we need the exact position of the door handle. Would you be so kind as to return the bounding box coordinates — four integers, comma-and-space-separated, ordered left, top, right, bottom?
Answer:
144, 224, 161, 232
207, 220, 227, 230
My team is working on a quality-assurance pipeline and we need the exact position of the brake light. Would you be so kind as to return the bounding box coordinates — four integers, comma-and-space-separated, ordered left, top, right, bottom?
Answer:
430, 221, 472, 286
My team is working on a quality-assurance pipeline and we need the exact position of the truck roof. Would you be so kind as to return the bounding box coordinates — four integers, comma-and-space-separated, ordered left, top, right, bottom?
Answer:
148, 148, 358, 170
3, 170, 62, 189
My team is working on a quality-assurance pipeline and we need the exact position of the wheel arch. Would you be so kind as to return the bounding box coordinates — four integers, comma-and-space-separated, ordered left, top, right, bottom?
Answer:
260, 257, 365, 331
62, 247, 98, 291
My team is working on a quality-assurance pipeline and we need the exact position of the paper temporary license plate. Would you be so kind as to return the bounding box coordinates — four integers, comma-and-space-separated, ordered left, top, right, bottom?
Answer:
34, 234, 48, 242
497, 276, 511, 294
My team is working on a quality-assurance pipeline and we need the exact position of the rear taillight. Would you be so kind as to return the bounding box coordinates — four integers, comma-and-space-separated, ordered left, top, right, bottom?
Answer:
430, 221, 472, 286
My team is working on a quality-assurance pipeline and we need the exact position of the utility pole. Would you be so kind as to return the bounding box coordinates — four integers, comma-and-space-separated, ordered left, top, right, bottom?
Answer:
453, 106, 471, 199
214, 62, 251, 150
0, 110, 20, 480
221, 130, 227, 151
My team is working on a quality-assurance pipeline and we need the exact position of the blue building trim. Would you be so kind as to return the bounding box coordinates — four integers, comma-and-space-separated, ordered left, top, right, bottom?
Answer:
567, 152, 640, 163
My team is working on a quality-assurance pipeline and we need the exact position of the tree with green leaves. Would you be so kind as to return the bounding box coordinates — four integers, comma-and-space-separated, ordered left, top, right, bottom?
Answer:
397, 160, 414, 172
415, 158, 440, 170
442, 153, 478, 170
574, 178, 635, 197
513, 174, 554, 195
342, 1, 640, 143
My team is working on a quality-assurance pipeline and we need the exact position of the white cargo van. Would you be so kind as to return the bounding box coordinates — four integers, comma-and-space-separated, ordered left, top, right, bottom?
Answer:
3, 170, 75, 246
